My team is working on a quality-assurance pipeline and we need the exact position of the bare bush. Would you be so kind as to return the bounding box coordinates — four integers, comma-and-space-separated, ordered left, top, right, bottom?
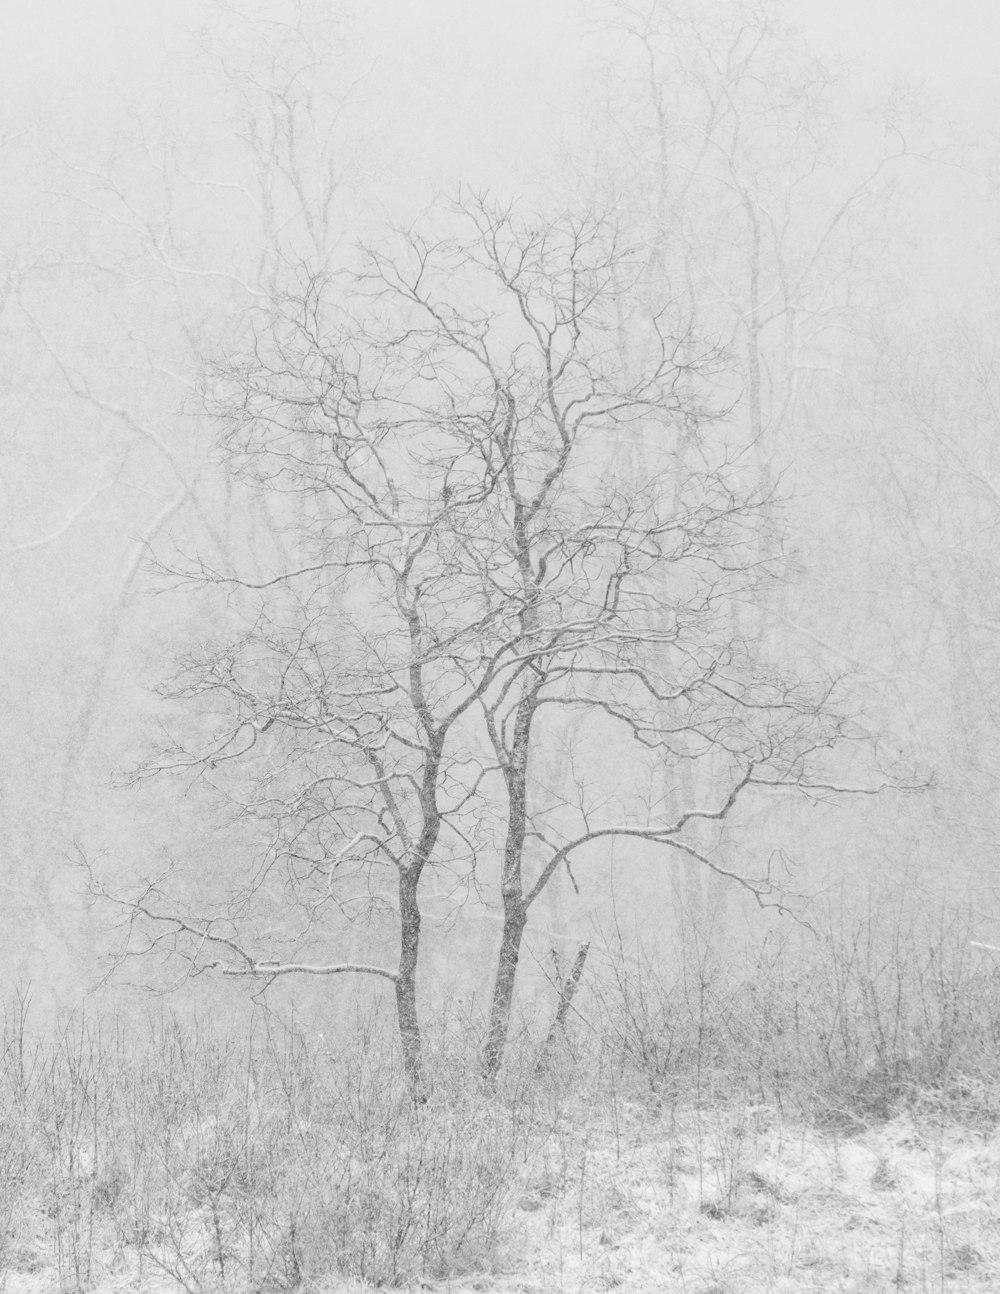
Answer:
589, 901, 1000, 1129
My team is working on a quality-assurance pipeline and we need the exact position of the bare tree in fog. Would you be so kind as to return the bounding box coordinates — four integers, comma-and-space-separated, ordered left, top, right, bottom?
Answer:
103, 194, 866, 1093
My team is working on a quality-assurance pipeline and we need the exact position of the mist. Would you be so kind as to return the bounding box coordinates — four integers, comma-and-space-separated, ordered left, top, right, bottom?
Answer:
0, 0, 996, 1001
2, 2, 1000, 1288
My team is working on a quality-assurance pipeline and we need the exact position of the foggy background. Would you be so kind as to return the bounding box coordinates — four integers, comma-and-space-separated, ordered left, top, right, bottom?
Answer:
2, 0, 999, 1020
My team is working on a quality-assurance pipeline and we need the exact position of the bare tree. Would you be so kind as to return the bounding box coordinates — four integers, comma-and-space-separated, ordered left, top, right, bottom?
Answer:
107, 193, 868, 1092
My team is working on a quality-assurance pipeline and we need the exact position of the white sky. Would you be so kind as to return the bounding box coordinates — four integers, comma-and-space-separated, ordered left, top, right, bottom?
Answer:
792, 0, 999, 96
8, 0, 998, 105
3, 0, 996, 207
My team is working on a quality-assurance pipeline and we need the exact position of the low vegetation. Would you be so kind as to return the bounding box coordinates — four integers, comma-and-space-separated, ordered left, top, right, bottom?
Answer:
4, 905, 1000, 1292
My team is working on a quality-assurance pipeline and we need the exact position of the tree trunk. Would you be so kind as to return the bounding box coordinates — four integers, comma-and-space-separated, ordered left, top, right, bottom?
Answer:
547, 942, 590, 1041
483, 678, 539, 1081
396, 869, 427, 1102
483, 890, 527, 1080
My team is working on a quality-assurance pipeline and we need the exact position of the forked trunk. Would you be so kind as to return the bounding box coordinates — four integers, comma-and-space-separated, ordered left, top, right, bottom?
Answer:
535, 941, 590, 1074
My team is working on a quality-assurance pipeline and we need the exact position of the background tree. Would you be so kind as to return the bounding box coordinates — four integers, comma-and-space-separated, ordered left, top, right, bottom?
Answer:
569, 0, 936, 931
0, 2, 370, 1001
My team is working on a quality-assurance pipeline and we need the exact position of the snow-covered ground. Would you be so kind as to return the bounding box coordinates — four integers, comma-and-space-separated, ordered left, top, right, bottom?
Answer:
3, 1101, 998, 1292
493, 1104, 1000, 1293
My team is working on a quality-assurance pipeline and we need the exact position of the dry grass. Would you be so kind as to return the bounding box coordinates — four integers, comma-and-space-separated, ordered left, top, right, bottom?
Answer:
2, 904, 1000, 1292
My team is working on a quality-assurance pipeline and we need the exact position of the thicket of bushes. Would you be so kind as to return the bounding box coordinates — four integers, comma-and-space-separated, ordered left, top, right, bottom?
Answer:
590, 906, 1000, 1129
4, 905, 1000, 1290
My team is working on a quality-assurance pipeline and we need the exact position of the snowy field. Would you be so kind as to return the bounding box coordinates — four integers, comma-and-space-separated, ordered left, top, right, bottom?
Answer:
496, 1106, 1000, 1294
4, 1099, 998, 1293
